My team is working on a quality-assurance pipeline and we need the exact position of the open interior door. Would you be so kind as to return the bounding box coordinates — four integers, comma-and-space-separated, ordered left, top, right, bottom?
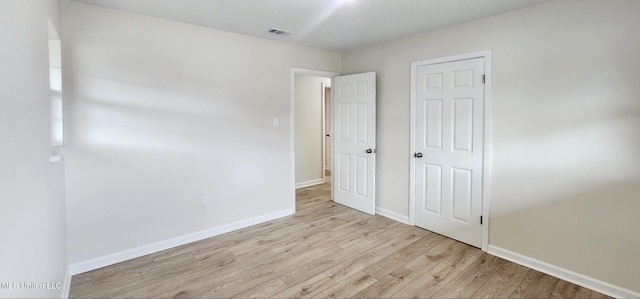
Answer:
332, 72, 376, 215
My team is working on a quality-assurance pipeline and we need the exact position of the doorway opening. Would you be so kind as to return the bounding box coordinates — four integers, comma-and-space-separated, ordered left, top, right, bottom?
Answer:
290, 68, 339, 212
322, 84, 332, 184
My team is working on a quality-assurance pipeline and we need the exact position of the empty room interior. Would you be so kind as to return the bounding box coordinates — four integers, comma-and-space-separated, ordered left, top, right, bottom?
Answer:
1, 0, 639, 298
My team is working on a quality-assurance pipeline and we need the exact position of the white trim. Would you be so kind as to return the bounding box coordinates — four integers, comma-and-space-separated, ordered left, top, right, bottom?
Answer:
488, 245, 640, 299
295, 179, 324, 189
290, 68, 339, 212
60, 269, 71, 299
409, 60, 417, 227
481, 51, 493, 252
329, 77, 336, 200
409, 50, 493, 251
321, 82, 327, 184
375, 207, 410, 225
68, 208, 293, 275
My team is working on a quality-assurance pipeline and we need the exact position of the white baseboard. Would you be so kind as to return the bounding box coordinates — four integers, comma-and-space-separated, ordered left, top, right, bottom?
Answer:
375, 207, 410, 225
60, 269, 71, 299
295, 179, 324, 189
488, 245, 640, 299
68, 208, 294, 275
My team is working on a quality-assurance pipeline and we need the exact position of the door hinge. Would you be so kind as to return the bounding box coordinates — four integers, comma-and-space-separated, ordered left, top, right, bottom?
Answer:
482, 74, 486, 84
480, 216, 483, 225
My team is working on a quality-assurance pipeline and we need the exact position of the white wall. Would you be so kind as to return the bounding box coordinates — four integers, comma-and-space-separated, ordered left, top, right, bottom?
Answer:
0, 1, 68, 298
342, 0, 640, 293
295, 75, 331, 186
62, 1, 340, 266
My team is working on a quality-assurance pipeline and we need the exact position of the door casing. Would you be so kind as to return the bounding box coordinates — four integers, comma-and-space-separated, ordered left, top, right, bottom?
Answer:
409, 50, 493, 251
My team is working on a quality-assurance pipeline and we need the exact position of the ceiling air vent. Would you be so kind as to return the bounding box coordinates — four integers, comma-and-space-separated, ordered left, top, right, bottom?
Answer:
267, 28, 292, 36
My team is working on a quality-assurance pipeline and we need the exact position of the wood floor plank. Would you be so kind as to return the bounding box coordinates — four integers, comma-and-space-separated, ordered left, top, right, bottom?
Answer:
589, 290, 615, 299
362, 233, 447, 280
316, 271, 378, 298
119, 251, 240, 298
354, 263, 448, 299
390, 262, 460, 298
511, 268, 560, 299
431, 253, 503, 298
471, 256, 530, 298
391, 236, 485, 298
352, 267, 414, 299
183, 247, 328, 297
322, 230, 423, 282
279, 235, 377, 287
231, 278, 290, 298
550, 280, 592, 299
227, 221, 308, 256
274, 273, 335, 298
69, 182, 606, 299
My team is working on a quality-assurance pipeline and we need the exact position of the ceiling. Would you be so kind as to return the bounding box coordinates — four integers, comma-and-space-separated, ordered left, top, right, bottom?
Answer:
70, 0, 550, 52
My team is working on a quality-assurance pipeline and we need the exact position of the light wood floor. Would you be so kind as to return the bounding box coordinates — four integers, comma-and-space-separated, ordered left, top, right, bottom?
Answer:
70, 182, 611, 298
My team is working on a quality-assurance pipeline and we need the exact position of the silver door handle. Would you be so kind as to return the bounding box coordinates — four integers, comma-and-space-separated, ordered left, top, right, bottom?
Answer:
365, 149, 373, 154
414, 152, 423, 158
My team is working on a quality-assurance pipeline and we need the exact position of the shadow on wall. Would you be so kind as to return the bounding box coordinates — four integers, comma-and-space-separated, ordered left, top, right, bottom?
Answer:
65, 72, 290, 263
486, 105, 640, 292
490, 178, 640, 291
74, 76, 279, 151
474, 53, 640, 290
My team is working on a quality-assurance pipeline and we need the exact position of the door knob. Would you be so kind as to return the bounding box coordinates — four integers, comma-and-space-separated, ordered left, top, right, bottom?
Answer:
365, 149, 373, 154
414, 152, 423, 158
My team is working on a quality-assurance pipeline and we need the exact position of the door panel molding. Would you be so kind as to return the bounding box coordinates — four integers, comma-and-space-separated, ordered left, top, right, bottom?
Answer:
333, 72, 377, 215
409, 50, 492, 251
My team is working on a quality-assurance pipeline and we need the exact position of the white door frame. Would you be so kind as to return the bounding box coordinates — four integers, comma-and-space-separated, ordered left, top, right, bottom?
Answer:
409, 50, 493, 251
290, 67, 340, 211
321, 82, 329, 183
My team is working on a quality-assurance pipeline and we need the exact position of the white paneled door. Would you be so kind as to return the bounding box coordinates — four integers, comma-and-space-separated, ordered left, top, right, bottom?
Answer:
414, 58, 485, 247
333, 72, 376, 215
